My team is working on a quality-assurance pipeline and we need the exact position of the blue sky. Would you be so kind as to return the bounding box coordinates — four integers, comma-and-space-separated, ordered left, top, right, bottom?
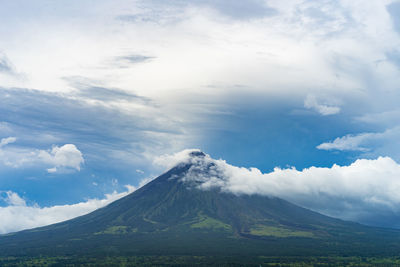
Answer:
1, 0, 400, 233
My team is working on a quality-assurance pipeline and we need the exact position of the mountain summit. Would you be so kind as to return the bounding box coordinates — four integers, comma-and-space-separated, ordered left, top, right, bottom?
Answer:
1, 150, 400, 261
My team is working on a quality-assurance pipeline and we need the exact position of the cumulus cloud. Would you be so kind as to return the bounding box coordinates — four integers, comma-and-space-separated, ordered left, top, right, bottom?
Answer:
0, 185, 135, 234
157, 150, 400, 227
0, 141, 84, 173
39, 144, 84, 172
304, 95, 341, 116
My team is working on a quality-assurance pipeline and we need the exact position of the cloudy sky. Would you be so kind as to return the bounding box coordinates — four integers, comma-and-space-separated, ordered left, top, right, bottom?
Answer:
1, 0, 400, 233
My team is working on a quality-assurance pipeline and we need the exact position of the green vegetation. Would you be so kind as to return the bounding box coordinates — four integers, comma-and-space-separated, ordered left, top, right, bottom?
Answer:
249, 224, 314, 238
191, 214, 232, 232
94, 226, 131, 235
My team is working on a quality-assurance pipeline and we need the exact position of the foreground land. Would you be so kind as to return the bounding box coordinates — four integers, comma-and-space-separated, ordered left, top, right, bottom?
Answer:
1, 256, 400, 266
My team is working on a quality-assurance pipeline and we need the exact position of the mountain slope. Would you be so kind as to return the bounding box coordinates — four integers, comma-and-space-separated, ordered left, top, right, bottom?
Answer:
1, 150, 400, 259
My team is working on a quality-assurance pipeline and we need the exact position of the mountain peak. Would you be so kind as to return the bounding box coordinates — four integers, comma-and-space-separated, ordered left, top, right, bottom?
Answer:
154, 149, 209, 170
157, 150, 226, 191
153, 149, 224, 190
188, 150, 206, 158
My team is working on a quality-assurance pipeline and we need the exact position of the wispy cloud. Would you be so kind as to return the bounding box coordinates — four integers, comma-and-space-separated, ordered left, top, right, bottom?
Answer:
356, 109, 400, 126
0, 137, 16, 148
317, 127, 400, 160
317, 133, 376, 152
304, 94, 341, 116
63, 76, 154, 104
77, 86, 150, 103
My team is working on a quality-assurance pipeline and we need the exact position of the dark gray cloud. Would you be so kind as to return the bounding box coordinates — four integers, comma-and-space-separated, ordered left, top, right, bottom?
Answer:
387, 1, 400, 34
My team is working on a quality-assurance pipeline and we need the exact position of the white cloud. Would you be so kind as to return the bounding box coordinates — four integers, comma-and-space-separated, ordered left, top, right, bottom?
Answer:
158, 150, 400, 227
47, 167, 57, 173
0, 143, 84, 173
154, 148, 204, 170
317, 133, 375, 151
39, 144, 84, 172
0, 136, 16, 148
317, 127, 400, 160
0, 185, 135, 234
2, 191, 26, 206
304, 94, 341, 115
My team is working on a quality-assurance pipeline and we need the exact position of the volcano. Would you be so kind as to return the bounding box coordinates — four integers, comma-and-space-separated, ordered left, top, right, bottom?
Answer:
1, 150, 400, 264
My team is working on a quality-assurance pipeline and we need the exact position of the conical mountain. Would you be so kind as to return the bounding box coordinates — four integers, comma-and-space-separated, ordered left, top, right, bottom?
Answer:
1, 150, 400, 261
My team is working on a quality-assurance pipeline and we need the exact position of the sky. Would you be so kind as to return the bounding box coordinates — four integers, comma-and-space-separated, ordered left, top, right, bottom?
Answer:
1, 0, 400, 233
